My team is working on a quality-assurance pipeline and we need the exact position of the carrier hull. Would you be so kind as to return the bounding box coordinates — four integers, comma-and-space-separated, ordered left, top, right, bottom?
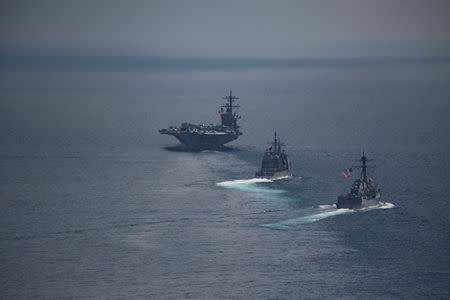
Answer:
160, 130, 241, 150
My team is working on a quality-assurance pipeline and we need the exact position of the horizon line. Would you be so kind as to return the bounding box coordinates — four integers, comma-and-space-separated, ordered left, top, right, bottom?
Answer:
1, 48, 450, 71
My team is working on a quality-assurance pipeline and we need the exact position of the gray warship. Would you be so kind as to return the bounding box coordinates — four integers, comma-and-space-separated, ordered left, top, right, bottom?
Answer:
159, 91, 242, 150
255, 132, 292, 179
336, 153, 381, 209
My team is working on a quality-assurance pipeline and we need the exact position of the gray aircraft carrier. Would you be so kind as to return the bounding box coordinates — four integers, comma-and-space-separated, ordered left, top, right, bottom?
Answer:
159, 91, 242, 150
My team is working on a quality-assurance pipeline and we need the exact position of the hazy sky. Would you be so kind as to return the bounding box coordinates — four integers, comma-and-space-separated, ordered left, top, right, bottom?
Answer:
1, 1, 449, 149
1, 0, 450, 58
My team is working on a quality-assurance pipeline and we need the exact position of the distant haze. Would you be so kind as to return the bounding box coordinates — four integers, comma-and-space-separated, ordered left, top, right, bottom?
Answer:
1, 0, 450, 58
1, 0, 449, 151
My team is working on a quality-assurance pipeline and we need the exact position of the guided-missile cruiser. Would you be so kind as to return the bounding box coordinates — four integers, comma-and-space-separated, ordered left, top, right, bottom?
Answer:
255, 132, 292, 179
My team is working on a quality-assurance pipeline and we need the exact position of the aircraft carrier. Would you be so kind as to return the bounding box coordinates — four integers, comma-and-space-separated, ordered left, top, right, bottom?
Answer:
159, 91, 242, 150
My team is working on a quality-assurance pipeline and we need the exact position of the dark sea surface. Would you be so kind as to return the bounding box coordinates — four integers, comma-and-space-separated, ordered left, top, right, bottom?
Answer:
1, 59, 449, 298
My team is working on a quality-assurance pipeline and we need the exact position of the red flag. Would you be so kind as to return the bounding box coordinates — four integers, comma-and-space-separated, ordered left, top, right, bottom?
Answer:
341, 168, 354, 178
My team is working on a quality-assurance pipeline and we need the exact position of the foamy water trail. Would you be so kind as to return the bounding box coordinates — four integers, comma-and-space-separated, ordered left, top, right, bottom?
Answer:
262, 209, 354, 230
217, 178, 273, 185
376, 202, 395, 209
316, 204, 336, 210
262, 202, 395, 230
216, 178, 287, 194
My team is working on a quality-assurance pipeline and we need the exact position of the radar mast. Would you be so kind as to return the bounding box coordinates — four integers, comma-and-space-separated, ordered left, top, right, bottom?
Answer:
353, 152, 374, 182
220, 91, 240, 128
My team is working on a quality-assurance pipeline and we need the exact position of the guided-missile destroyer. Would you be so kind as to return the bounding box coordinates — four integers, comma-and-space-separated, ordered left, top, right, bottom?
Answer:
159, 91, 242, 150
336, 153, 381, 209
255, 132, 292, 179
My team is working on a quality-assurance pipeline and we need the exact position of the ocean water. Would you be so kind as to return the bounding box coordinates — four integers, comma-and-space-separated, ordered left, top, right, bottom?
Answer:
1, 60, 449, 298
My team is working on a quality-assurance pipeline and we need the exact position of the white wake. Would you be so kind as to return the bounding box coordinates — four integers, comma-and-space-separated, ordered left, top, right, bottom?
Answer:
217, 178, 274, 186
216, 177, 290, 194
262, 202, 395, 230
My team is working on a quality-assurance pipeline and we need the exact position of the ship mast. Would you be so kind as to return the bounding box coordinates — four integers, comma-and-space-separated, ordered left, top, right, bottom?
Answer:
274, 132, 277, 151
361, 153, 367, 181
220, 91, 240, 128
354, 152, 374, 182
269, 131, 284, 153
222, 90, 240, 113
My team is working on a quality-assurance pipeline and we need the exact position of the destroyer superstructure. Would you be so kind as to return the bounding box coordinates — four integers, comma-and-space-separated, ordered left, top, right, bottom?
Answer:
255, 132, 291, 179
336, 153, 381, 209
159, 91, 242, 150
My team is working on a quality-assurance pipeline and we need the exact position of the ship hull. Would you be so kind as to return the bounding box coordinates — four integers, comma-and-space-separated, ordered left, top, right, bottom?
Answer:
336, 193, 381, 209
255, 169, 290, 179
162, 131, 240, 150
